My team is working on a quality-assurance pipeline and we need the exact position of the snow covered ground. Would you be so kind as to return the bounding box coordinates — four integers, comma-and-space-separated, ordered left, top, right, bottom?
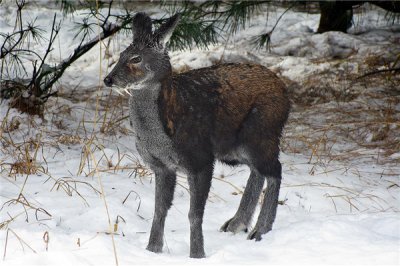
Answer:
1, 2, 399, 265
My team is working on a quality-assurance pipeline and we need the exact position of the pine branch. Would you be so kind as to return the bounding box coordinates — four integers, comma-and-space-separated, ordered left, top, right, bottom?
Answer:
40, 18, 131, 93
0, 0, 27, 59
1, 0, 133, 108
32, 14, 61, 95
160, 0, 273, 50
252, 3, 295, 51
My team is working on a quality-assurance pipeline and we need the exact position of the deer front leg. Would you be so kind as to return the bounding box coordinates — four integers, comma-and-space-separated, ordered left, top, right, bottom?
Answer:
187, 166, 213, 258
146, 167, 176, 253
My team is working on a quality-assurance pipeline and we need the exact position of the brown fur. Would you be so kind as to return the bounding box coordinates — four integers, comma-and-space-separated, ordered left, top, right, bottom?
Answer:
128, 63, 145, 77
214, 64, 289, 141
161, 79, 180, 135
161, 63, 289, 149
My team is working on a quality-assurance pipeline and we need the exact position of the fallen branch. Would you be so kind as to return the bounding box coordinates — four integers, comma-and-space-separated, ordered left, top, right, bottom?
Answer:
356, 67, 400, 79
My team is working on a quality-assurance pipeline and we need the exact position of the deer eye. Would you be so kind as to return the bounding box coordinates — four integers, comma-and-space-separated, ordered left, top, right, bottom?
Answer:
130, 55, 142, 64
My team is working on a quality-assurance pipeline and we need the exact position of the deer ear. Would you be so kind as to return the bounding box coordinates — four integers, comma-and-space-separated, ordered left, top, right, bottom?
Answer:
154, 13, 180, 46
132, 12, 152, 41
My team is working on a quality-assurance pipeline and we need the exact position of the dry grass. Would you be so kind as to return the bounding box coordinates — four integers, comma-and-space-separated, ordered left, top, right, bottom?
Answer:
57, 134, 82, 145
0, 111, 47, 178
46, 176, 101, 206
3, 228, 37, 261
283, 181, 399, 213
278, 56, 400, 213
284, 94, 400, 163
282, 57, 400, 166
1, 172, 53, 232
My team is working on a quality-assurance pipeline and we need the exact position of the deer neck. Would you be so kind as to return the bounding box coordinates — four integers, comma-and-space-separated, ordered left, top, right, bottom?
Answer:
128, 80, 167, 143
129, 80, 161, 120
128, 74, 172, 117
128, 79, 180, 170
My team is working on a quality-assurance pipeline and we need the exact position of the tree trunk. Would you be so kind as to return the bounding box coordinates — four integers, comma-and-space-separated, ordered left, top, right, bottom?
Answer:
318, 1, 400, 34
317, 1, 355, 33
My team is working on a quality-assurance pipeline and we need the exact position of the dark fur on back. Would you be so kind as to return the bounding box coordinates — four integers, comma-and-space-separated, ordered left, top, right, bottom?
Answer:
159, 63, 290, 173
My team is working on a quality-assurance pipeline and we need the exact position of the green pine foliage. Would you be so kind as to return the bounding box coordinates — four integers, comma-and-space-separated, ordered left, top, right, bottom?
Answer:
160, 0, 272, 50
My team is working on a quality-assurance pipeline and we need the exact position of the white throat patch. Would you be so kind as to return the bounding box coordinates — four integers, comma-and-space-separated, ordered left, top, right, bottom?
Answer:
112, 71, 155, 96
112, 82, 147, 96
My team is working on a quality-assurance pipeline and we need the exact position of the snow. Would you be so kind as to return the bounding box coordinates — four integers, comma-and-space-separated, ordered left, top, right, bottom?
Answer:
1, 2, 400, 266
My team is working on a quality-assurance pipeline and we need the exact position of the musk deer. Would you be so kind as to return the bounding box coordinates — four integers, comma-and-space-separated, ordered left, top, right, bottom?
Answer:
104, 12, 290, 258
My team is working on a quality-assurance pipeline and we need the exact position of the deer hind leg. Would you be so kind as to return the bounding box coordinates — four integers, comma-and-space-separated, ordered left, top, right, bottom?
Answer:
220, 170, 265, 233
146, 167, 176, 253
248, 159, 282, 241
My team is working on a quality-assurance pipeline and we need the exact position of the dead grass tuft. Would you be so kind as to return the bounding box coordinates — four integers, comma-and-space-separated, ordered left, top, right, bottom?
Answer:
57, 134, 82, 145
2, 116, 21, 133
9, 160, 42, 176
46, 176, 101, 206
6, 139, 47, 177
364, 54, 387, 69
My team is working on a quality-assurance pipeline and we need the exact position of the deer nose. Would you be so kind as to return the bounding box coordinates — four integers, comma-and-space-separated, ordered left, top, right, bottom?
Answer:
104, 76, 113, 87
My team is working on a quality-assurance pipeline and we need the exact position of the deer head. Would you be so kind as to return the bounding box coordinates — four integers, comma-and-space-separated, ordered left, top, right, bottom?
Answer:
103, 12, 180, 93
